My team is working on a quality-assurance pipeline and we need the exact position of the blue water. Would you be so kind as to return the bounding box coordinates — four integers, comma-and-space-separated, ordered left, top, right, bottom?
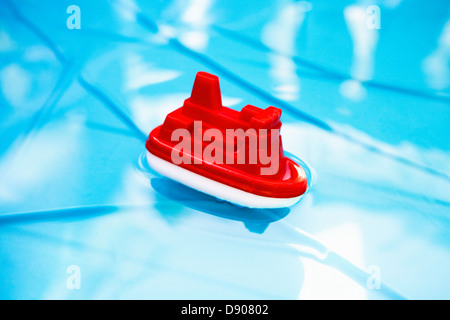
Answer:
0, 0, 449, 299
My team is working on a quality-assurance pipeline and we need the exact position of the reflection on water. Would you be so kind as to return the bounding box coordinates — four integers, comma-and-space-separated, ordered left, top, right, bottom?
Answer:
160, 0, 214, 51
340, 4, 379, 101
262, 1, 311, 101
423, 18, 450, 91
123, 53, 181, 91
0, 112, 84, 208
0, 64, 31, 107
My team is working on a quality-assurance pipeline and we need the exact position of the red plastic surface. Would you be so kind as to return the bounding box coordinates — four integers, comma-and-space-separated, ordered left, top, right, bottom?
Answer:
146, 72, 307, 198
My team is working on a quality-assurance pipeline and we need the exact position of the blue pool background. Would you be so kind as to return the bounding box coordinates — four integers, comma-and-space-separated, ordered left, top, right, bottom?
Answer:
0, 0, 449, 299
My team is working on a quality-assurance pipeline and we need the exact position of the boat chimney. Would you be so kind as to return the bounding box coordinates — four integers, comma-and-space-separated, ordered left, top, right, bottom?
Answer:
189, 72, 223, 110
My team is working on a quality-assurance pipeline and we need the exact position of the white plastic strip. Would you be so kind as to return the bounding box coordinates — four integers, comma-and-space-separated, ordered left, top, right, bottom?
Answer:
146, 151, 302, 208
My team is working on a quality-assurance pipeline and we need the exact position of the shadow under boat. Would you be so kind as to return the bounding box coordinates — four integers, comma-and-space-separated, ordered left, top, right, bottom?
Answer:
150, 177, 291, 234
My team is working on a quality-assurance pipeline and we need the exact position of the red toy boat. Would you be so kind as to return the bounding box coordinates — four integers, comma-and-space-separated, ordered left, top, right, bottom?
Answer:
146, 72, 307, 208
